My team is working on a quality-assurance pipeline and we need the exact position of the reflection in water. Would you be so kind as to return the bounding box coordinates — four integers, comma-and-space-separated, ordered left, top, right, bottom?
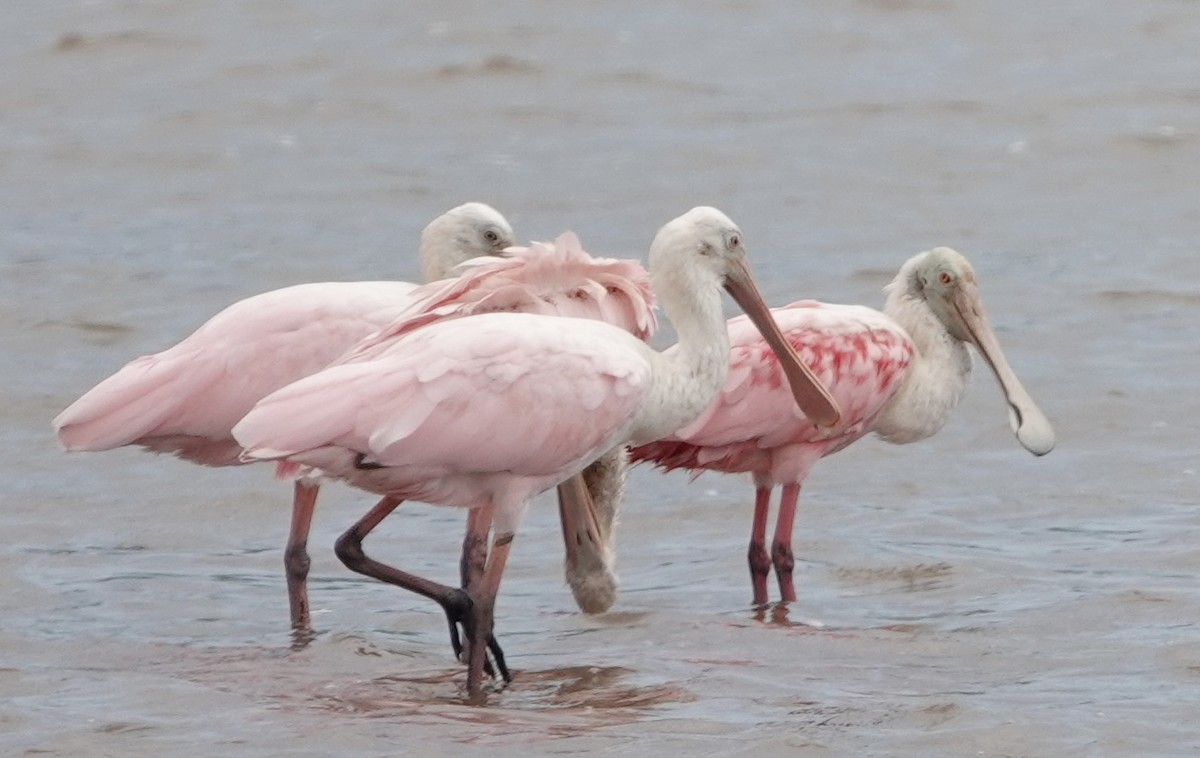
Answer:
517, 665, 695, 711
151, 635, 690, 738
752, 601, 831, 627
289, 626, 318, 652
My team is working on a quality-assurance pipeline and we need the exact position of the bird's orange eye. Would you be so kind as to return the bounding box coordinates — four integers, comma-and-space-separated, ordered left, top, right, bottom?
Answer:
938, 272, 953, 285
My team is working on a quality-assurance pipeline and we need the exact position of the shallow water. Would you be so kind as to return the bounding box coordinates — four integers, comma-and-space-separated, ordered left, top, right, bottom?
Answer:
4, 0, 1199, 755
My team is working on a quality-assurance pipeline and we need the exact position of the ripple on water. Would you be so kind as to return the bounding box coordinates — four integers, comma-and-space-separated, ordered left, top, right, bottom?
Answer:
833, 562, 956, 594
1095, 289, 1200, 308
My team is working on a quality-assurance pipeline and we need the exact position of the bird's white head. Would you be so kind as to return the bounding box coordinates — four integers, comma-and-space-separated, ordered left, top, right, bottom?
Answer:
904, 246, 1056, 456
649, 206, 841, 429
419, 202, 517, 282
907, 247, 980, 344
648, 206, 745, 288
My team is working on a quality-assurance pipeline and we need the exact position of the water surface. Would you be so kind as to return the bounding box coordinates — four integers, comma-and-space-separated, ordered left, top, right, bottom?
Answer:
3, 1, 1198, 755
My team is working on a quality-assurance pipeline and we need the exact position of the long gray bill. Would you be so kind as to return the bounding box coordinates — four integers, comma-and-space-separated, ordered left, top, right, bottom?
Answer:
953, 283, 1055, 455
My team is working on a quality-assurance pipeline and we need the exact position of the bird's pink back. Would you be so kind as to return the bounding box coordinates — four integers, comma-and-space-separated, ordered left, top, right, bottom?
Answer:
630, 301, 914, 482
234, 313, 653, 509
340, 232, 656, 364
53, 281, 419, 465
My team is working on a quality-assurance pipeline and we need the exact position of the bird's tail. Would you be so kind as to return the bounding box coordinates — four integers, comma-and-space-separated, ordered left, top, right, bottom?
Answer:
53, 349, 221, 452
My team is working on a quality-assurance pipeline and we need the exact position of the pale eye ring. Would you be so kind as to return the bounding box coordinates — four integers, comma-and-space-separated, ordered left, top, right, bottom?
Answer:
484, 230, 500, 243
728, 233, 741, 248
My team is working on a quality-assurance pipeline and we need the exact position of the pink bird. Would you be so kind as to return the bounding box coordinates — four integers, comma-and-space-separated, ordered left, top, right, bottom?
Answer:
52, 203, 518, 631
341, 230, 659, 618
631, 247, 1055, 607
231, 207, 842, 703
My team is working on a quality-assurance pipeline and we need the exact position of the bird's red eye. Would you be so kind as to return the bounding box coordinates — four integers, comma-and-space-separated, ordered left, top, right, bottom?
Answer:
938, 272, 952, 285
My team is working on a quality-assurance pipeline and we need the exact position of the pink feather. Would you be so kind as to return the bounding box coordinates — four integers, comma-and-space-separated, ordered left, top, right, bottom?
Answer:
631, 301, 914, 484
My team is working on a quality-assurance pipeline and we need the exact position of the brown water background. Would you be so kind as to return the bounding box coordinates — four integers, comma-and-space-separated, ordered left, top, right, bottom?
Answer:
3, 1, 1199, 755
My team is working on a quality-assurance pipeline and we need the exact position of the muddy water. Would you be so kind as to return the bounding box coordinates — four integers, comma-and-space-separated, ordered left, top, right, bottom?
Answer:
4, 1, 1199, 755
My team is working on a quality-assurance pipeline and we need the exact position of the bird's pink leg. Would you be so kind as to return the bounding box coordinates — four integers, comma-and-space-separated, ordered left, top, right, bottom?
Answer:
285, 480, 319, 633
456, 504, 507, 680
772, 482, 802, 604
748, 486, 773, 607
466, 529, 514, 705
460, 504, 494, 592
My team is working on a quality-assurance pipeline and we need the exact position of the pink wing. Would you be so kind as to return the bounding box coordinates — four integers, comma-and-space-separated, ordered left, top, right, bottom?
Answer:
53, 281, 418, 465
234, 313, 652, 480
631, 301, 914, 477
341, 232, 656, 364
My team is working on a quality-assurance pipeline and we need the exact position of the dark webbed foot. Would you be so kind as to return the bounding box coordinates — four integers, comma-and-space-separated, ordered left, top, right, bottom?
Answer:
442, 589, 510, 683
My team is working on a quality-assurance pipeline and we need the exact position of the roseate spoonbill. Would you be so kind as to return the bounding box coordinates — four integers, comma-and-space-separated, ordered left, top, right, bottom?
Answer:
631, 247, 1055, 606
352, 231, 658, 616
232, 207, 841, 702
52, 203, 517, 631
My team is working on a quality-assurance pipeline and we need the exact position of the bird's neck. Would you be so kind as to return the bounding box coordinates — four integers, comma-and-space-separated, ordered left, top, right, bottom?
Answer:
631, 271, 731, 445
419, 231, 468, 282
873, 285, 972, 444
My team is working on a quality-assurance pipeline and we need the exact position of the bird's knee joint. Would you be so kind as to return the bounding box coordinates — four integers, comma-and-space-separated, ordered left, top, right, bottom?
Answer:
748, 541, 772, 576
771, 543, 795, 574
334, 532, 366, 569
284, 545, 311, 579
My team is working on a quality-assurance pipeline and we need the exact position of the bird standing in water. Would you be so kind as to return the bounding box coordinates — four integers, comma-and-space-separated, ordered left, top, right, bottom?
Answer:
350, 230, 658, 617
632, 247, 1055, 607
